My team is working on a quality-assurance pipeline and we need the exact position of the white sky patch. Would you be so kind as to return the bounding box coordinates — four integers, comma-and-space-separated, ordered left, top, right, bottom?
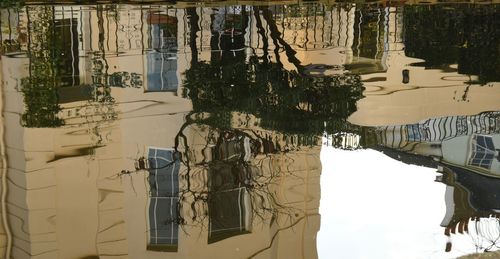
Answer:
318, 147, 480, 259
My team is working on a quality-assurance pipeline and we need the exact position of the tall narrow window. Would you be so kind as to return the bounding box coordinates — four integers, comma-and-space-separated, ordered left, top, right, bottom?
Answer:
208, 161, 252, 244
146, 13, 178, 92
208, 187, 251, 244
469, 135, 496, 170
147, 147, 180, 252
54, 18, 80, 87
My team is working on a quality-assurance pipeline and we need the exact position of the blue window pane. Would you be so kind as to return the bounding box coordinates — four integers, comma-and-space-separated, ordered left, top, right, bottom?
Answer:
149, 197, 179, 245
484, 137, 495, 150
147, 52, 178, 92
156, 148, 174, 160
476, 135, 486, 147
471, 158, 482, 165
148, 148, 180, 197
476, 146, 486, 153
471, 151, 485, 160
147, 147, 179, 247
147, 22, 178, 92
407, 124, 422, 141
469, 135, 496, 170
484, 153, 495, 160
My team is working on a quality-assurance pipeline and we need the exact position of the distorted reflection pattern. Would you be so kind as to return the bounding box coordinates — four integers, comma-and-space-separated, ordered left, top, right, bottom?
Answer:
0, 2, 498, 259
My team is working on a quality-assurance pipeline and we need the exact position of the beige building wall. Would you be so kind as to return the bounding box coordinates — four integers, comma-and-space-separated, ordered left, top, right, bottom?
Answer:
194, 5, 354, 74
0, 5, 360, 257
0, 53, 7, 259
0, 47, 129, 258
120, 117, 321, 259
279, 6, 355, 73
0, 7, 125, 258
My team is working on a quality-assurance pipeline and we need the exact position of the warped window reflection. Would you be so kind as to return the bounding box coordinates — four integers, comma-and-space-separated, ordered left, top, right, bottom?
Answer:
469, 135, 496, 170
147, 147, 180, 252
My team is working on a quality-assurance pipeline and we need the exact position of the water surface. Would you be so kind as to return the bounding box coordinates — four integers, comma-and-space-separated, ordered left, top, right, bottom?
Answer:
0, 2, 499, 259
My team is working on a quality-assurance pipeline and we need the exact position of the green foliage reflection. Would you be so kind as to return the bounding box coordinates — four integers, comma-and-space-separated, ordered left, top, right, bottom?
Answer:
20, 6, 64, 127
404, 4, 500, 84
183, 56, 364, 136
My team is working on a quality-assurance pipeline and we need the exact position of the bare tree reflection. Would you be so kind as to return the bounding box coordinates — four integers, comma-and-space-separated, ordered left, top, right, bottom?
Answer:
118, 118, 313, 243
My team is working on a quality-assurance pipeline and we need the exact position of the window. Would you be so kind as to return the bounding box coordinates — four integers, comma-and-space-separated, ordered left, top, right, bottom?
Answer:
146, 51, 178, 92
407, 124, 423, 141
468, 135, 496, 170
147, 147, 180, 252
207, 162, 252, 244
54, 18, 80, 87
208, 187, 251, 244
146, 15, 178, 92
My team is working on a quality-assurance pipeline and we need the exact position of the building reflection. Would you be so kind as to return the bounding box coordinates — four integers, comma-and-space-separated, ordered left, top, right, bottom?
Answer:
367, 111, 500, 253
437, 163, 500, 253
373, 111, 500, 177
0, 2, 498, 259
0, 3, 325, 259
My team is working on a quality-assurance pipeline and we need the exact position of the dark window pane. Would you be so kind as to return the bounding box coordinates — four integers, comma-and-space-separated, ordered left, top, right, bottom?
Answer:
149, 197, 178, 245
484, 153, 495, 160
208, 188, 249, 243
147, 147, 179, 249
471, 158, 482, 165
484, 136, 495, 150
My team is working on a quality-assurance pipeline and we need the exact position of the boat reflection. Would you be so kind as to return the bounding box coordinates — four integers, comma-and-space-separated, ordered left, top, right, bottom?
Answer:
368, 112, 500, 253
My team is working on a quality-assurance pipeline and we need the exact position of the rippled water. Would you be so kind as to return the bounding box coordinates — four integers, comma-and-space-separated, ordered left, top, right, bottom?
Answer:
0, 2, 499, 259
